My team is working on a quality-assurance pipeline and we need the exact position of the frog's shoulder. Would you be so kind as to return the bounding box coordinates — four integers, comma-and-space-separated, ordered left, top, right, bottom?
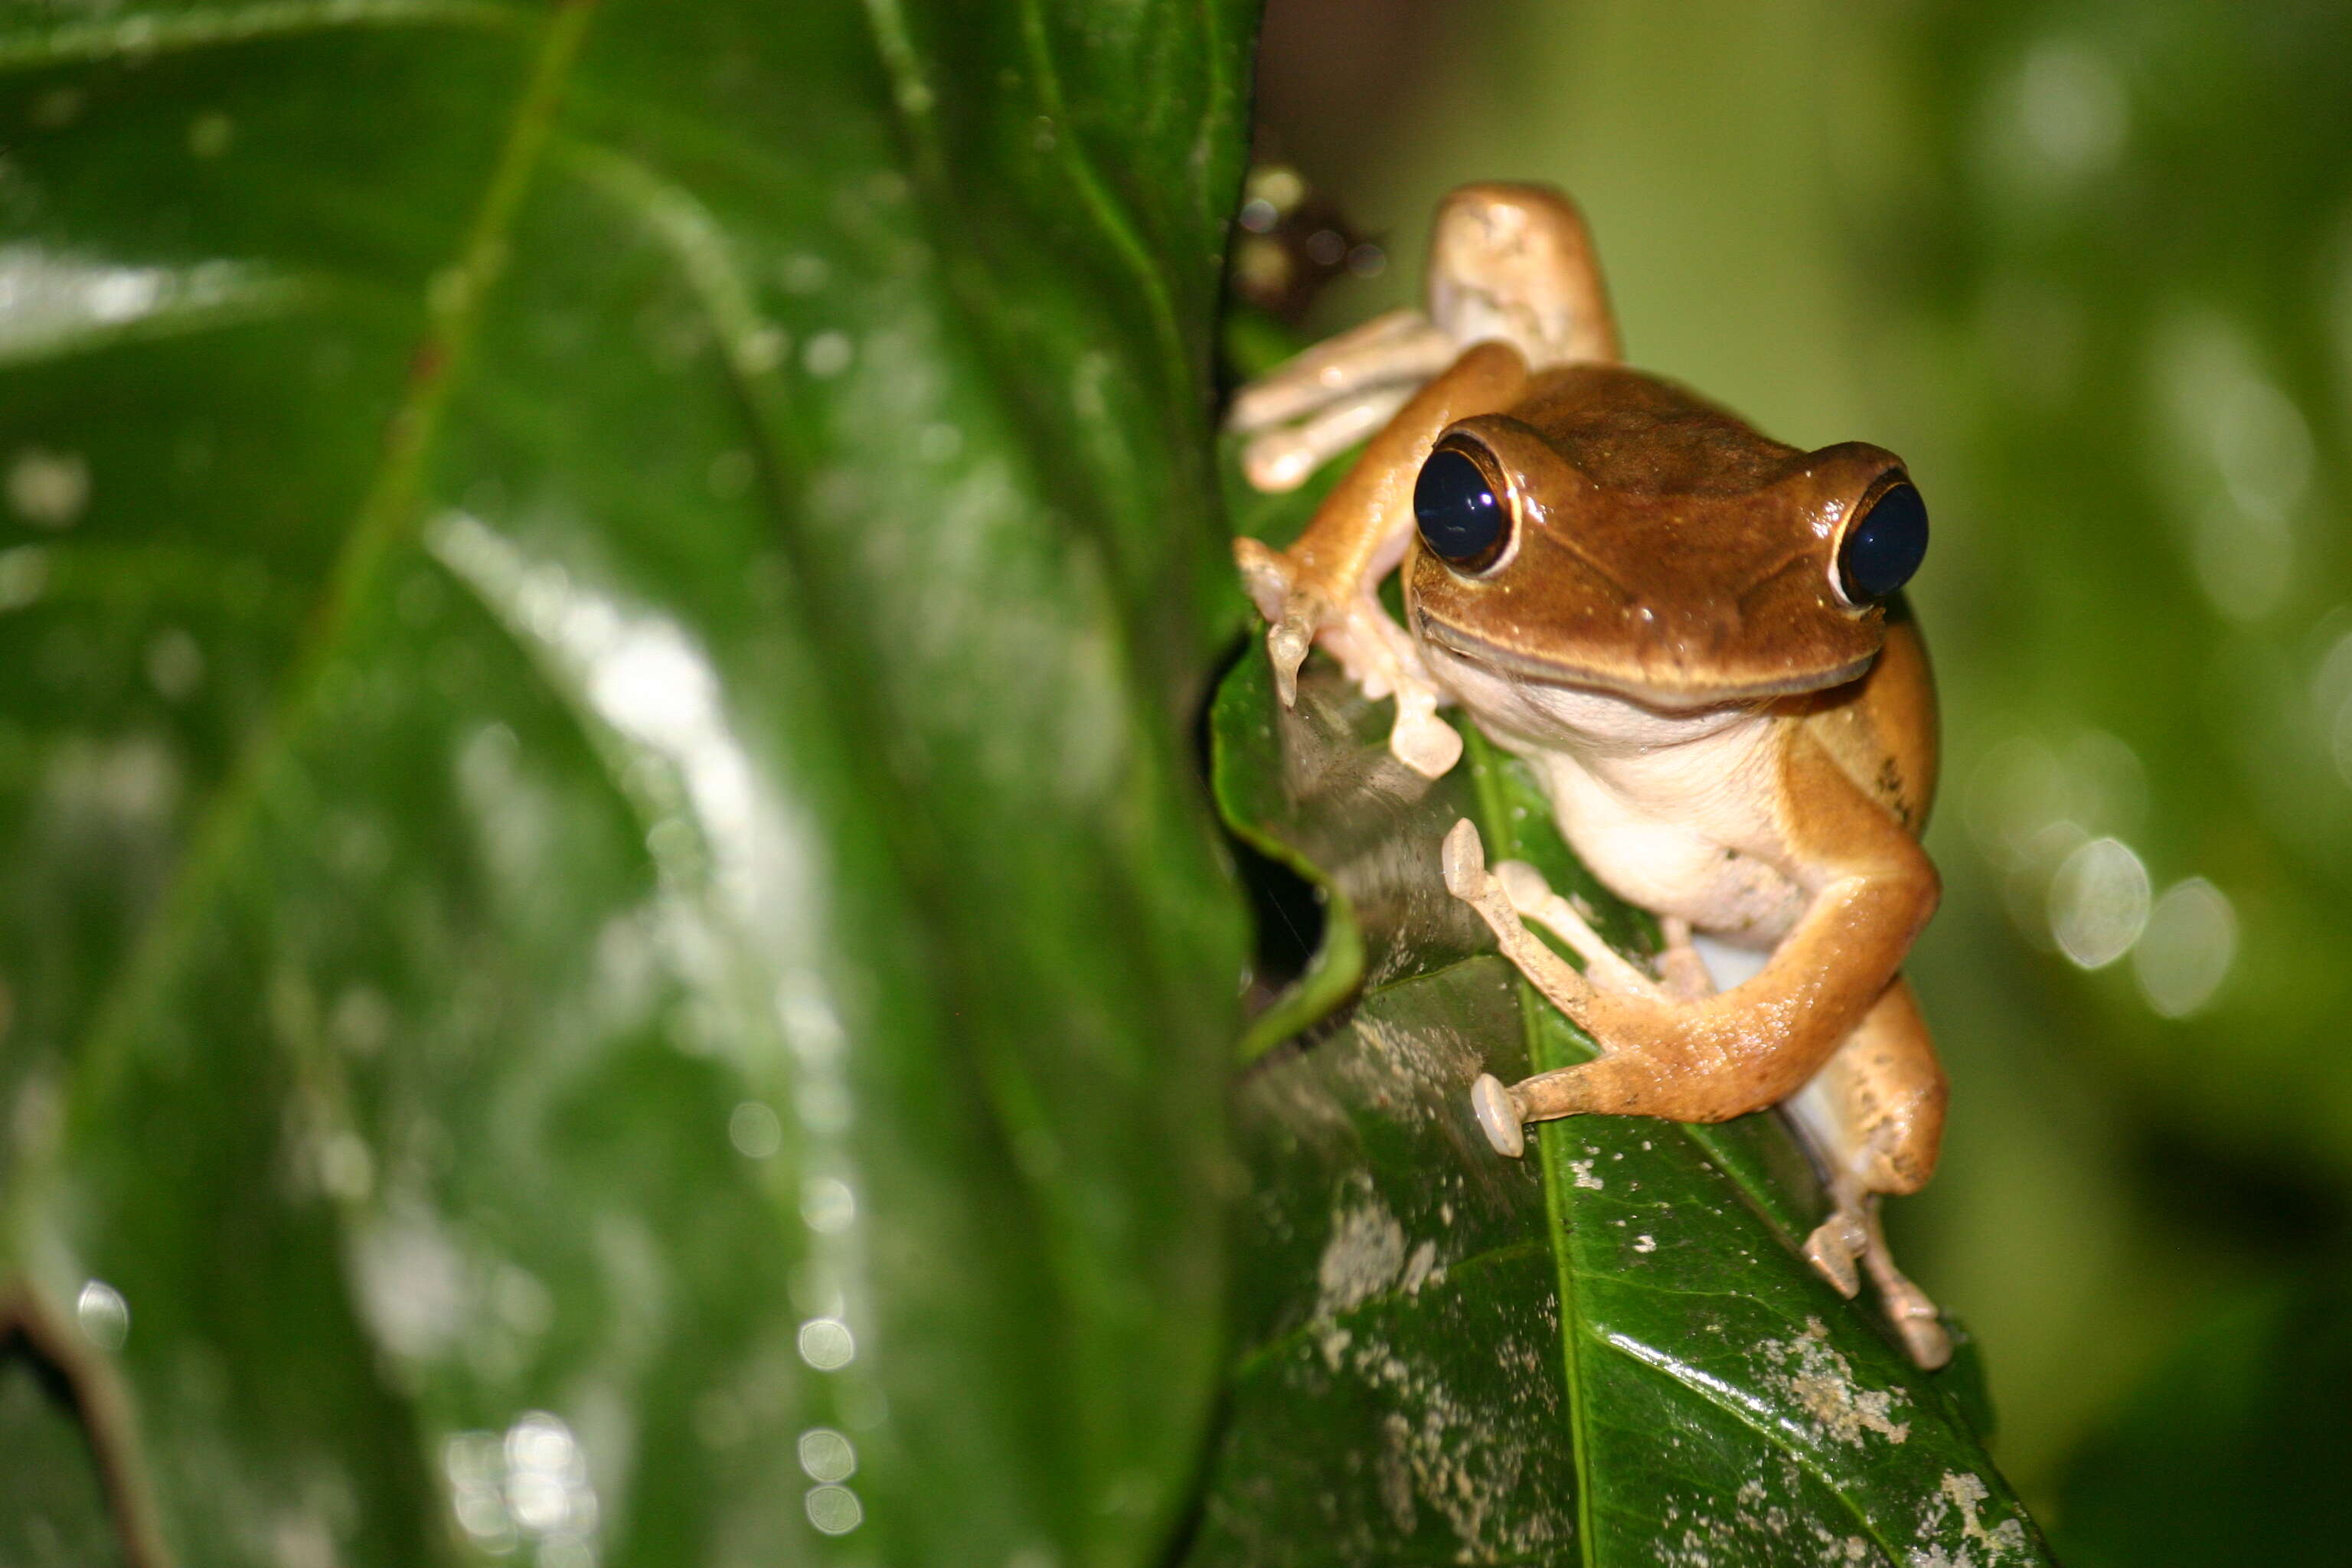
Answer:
1781, 604, 1937, 835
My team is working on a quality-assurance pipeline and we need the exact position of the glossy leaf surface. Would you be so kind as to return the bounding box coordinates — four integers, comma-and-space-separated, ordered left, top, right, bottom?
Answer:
0, 2, 1251, 1563
1193, 643, 2051, 1564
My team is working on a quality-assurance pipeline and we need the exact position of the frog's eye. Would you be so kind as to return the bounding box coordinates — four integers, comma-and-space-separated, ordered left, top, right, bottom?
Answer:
1414, 440, 1512, 573
1834, 481, 1929, 606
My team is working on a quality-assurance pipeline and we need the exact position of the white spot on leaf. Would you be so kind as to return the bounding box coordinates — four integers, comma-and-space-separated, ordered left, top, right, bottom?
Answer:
1759, 1318, 1911, 1446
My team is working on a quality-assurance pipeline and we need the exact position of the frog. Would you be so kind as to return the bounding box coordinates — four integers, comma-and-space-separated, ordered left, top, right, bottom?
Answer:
1227, 182, 1952, 1368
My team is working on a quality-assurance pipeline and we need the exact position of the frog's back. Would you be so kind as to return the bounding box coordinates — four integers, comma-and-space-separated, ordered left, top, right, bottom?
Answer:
1509, 364, 1798, 496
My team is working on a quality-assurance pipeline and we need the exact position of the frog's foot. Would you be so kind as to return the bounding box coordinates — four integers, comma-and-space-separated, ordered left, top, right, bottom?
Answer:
1803, 1185, 1950, 1368
1235, 536, 1462, 777
1493, 858, 1668, 1001
1864, 1198, 1952, 1369
1228, 309, 1458, 493
1802, 1199, 1868, 1299
1446, 819, 1604, 1161
1231, 536, 1325, 704
1468, 841, 1700, 1008
1442, 821, 1599, 1018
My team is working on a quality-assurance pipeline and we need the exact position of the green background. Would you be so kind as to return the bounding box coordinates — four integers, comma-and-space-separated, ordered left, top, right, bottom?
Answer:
1256, 0, 2352, 1546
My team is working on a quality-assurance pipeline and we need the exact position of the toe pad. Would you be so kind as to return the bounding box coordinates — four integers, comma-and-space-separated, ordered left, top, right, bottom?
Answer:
1471, 1073, 1525, 1158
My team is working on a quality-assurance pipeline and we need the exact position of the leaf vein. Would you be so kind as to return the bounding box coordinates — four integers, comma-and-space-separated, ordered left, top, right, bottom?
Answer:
48, 0, 599, 1135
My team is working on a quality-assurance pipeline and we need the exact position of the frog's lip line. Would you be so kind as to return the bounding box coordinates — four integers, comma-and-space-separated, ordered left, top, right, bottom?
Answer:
1413, 613, 1876, 710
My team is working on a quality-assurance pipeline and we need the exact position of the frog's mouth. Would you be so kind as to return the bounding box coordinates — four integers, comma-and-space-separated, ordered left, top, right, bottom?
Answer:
1413, 609, 1877, 711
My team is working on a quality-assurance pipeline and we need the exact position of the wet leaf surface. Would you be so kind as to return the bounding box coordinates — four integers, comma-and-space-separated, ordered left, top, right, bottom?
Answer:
1192, 643, 2053, 1565
0, 2, 1252, 1563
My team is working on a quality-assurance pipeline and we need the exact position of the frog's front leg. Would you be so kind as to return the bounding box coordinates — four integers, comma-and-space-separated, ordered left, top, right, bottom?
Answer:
1227, 309, 1458, 492
1452, 812, 1952, 1367
1233, 340, 1529, 777
1452, 731, 1938, 1131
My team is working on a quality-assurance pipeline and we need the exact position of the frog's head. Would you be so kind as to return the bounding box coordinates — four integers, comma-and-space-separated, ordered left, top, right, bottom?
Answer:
1404, 363, 1926, 709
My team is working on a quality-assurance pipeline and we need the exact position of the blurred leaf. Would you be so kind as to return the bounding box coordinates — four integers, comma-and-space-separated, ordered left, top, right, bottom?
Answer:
1896, 0, 2352, 1170
0, 2, 1253, 1563
2054, 1269, 2352, 1567
1188, 646, 2050, 1564
1867, 0, 2352, 1480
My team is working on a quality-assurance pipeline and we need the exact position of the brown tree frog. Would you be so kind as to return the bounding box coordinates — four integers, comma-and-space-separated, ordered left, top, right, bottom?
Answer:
1229, 184, 1951, 1367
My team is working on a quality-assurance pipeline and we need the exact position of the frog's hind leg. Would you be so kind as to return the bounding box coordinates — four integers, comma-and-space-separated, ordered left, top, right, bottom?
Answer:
1426, 183, 1621, 368
1784, 976, 1952, 1369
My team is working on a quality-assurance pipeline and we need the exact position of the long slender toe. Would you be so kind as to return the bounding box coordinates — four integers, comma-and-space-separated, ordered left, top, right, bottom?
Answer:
1267, 615, 1314, 705
1494, 859, 1552, 910
1802, 1214, 1867, 1299
1892, 1308, 1952, 1371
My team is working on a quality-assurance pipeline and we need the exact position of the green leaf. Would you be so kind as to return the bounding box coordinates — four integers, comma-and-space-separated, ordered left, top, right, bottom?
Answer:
1193, 644, 2054, 1564
0, 2, 1252, 1563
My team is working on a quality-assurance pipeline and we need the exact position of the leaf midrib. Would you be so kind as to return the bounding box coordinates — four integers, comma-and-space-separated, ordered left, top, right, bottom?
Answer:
1459, 725, 1921, 1565
1460, 735, 1603, 1568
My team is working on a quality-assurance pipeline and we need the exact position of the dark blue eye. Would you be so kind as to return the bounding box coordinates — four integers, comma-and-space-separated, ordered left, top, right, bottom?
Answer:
1414, 445, 1510, 571
1837, 482, 1928, 604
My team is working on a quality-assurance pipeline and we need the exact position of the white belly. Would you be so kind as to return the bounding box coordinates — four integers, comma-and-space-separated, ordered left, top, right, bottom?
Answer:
1520, 743, 1808, 946
1419, 639, 1811, 947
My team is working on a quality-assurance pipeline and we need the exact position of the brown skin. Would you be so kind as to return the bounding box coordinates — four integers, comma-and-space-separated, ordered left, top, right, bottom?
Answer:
1231, 182, 1954, 1367
1440, 724, 1939, 1131
1408, 366, 1906, 706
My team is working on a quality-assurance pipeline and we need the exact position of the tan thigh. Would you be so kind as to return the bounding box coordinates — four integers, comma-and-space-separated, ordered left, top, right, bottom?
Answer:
1784, 975, 1947, 1197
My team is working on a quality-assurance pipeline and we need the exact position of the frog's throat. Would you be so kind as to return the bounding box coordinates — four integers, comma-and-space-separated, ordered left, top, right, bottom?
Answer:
1413, 612, 1877, 711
